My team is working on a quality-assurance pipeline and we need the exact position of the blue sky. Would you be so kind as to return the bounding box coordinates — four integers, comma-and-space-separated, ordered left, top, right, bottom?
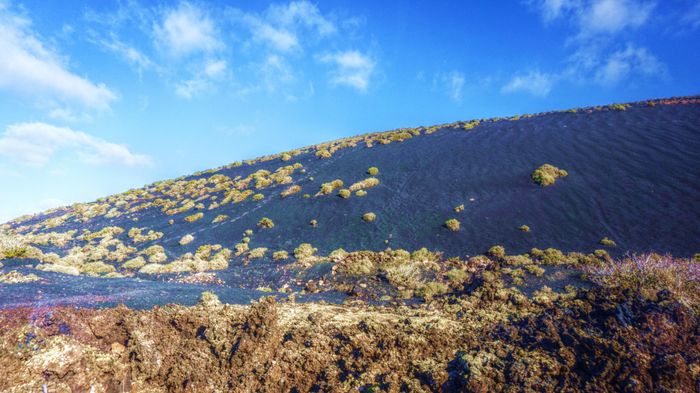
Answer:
0, 0, 699, 221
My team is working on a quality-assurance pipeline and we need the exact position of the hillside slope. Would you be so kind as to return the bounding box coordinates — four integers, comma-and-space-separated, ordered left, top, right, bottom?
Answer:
0, 97, 699, 309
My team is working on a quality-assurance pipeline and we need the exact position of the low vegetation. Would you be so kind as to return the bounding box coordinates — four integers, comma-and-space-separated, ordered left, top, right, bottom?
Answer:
531, 164, 568, 186
362, 212, 376, 222
257, 217, 275, 229
599, 237, 617, 247
444, 219, 460, 231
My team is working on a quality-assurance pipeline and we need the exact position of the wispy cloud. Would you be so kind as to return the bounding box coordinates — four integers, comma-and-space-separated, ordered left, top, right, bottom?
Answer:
0, 4, 116, 112
501, 71, 554, 97
593, 44, 663, 84
434, 71, 466, 102
516, 0, 663, 95
0, 122, 151, 167
153, 2, 222, 58
243, 0, 336, 52
317, 50, 375, 92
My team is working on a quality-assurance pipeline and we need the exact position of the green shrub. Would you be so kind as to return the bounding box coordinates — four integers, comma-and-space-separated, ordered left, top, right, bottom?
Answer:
362, 212, 376, 222
446, 268, 469, 284
367, 167, 379, 176
599, 237, 617, 247
244, 229, 254, 236
384, 263, 422, 288
329, 248, 348, 261
338, 189, 351, 198
416, 282, 449, 300
341, 257, 375, 276
212, 214, 228, 223
258, 217, 275, 229
179, 234, 194, 245
454, 204, 464, 213
248, 247, 268, 259
531, 164, 568, 186
281, 185, 302, 198
184, 212, 204, 222
444, 219, 460, 231
310, 219, 318, 228
355, 190, 367, 197
122, 256, 146, 270
519, 225, 530, 232
526, 264, 545, 276
610, 103, 629, 111
349, 177, 380, 192
294, 243, 317, 259
272, 251, 289, 261
488, 245, 506, 258
318, 179, 344, 195
199, 291, 221, 307
253, 193, 265, 201
280, 153, 292, 161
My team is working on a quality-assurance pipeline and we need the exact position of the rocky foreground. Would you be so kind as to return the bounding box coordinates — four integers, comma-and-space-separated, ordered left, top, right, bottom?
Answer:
1, 253, 698, 392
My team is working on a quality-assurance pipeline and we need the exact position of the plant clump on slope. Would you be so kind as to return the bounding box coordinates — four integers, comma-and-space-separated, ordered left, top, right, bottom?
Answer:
444, 219, 460, 231
257, 217, 275, 229
362, 212, 376, 222
531, 164, 568, 186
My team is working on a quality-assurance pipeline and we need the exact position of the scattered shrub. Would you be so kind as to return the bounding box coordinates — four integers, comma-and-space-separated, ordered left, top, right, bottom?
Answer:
488, 245, 506, 258
340, 257, 375, 276
244, 229, 253, 236
258, 217, 275, 229
248, 247, 268, 259
416, 282, 449, 300
526, 264, 545, 276
349, 177, 380, 192
272, 251, 289, 261
519, 225, 530, 232
294, 243, 317, 260
329, 248, 348, 261
355, 190, 367, 197
303, 194, 311, 199
446, 268, 469, 284
310, 219, 318, 228
235, 242, 249, 255
362, 212, 376, 222
599, 237, 617, 247
367, 167, 379, 176
122, 256, 146, 270
280, 153, 292, 161
199, 291, 221, 307
184, 212, 204, 222
531, 164, 568, 186
586, 254, 700, 308
454, 204, 464, 213
281, 185, 301, 198
338, 189, 351, 198
610, 103, 629, 111
212, 214, 228, 223
253, 193, 265, 201
444, 219, 460, 231
179, 234, 194, 245
384, 263, 423, 289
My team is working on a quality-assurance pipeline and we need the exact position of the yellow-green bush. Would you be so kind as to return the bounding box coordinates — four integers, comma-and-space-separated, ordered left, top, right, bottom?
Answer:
531, 164, 568, 186
367, 167, 379, 176
294, 243, 317, 259
445, 219, 460, 231
185, 212, 204, 223
362, 212, 376, 222
258, 217, 275, 229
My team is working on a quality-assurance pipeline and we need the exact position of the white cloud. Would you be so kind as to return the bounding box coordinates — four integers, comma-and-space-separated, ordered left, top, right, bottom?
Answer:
244, 1, 336, 52
318, 50, 375, 92
0, 6, 116, 111
532, 0, 655, 36
435, 71, 466, 102
682, 2, 700, 30
537, 0, 579, 22
268, 1, 336, 35
501, 71, 554, 96
579, 0, 654, 35
594, 44, 663, 84
98, 35, 157, 75
154, 2, 222, 58
0, 122, 151, 167
174, 58, 228, 99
